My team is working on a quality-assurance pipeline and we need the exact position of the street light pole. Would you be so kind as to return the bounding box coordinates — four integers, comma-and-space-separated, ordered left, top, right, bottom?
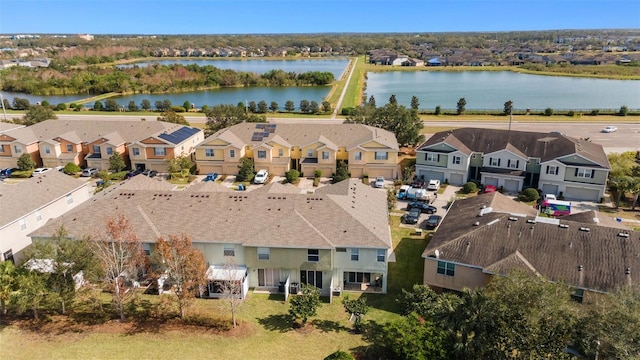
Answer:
508, 106, 513, 131
0, 92, 8, 122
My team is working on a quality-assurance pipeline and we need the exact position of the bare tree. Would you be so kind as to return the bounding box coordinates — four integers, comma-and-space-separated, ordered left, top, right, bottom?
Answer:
154, 234, 206, 319
219, 257, 244, 328
87, 214, 144, 321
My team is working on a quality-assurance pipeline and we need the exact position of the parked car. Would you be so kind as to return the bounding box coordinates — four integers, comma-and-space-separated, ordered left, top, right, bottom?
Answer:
374, 176, 385, 188
204, 172, 218, 182
143, 169, 158, 178
81, 168, 98, 177
424, 215, 443, 230
31, 167, 52, 177
124, 169, 142, 179
0, 167, 18, 178
54, 166, 65, 172
254, 169, 268, 184
427, 179, 441, 191
483, 185, 497, 193
602, 126, 618, 133
407, 201, 437, 214
401, 208, 421, 224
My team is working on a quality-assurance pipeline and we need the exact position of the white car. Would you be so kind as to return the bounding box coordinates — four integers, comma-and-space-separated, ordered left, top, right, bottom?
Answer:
374, 176, 385, 188
81, 168, 99, 177
602, 126, 618, 133
254, 169, 269, 184
31, 167, 52, 177
427, 179, 441, 191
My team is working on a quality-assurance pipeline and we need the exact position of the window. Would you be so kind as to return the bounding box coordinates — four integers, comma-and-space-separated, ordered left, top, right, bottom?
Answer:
35, 211, 42, 222
44, 145, 51, 154
205, 149, 215, 157
300, 270, 323, 289
13, 145, 21, 154
3, 250, 14, 264
576, 168, 594, 178
336, 247, 347, 253
308, 249, 319, 262
257, 247, 270, 260
350, 248, 359, 261
507, 159, 520, 169
132, 148, 140, 156
229, 149, 235, 158
437, 261, 455, 276
143, 243, 151, 256
92, 145, 100, 154
546, 165, 558, 175
19, 218, 26, 231
322, 151, 329, 160
154, 147, 166, 156
354, 152, 362, 161
375, 151, 388, 160
489, 157, 500, 167
257, 150, 266, 159
571, 288, 584, 303
224, 246, 235, 257
452, 156, 461, 165
377, 249, 386, 262
426, 153, 438, 162
278, 148, 284, 157
66, 194, 73, 205
345, 271, 370, 284
106, 147, 113, 155
66, 144, 73, 152
307, 149, 314, 157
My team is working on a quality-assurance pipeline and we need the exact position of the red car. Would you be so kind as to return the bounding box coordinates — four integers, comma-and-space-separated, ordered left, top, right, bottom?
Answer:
483, 185, 497, 193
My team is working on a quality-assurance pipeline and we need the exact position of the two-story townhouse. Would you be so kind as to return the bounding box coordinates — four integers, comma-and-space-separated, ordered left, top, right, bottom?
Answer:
195, 123, 399, 179
39, 131, 84, 168
416, 128, 610, 201
31, 177, 393, 299
0, 171, 91, 263
422, 192, 637, 302
84, 131, 127, 170
0, 127, 41, 168
127, 126, 203, 172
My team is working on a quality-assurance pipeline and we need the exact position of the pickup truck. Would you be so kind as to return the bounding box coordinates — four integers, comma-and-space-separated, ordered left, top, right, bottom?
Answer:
397, 185, 432, 201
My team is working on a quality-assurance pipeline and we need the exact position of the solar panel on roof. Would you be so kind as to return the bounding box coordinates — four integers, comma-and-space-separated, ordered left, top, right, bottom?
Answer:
251, 132, 263, 141
157, 127, 200, 144
263, 131, 270, 137
255, 123, 264, 129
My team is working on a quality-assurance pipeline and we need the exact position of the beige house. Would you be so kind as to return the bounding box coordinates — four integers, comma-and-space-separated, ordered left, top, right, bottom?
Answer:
127, 126, 204, 172
196, 123, 399, 179
0, 171, 91, 263
31, 177, 393, 298
422, 192, 637, 301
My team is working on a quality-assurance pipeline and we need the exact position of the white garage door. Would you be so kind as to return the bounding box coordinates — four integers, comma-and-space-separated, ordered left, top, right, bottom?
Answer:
564, 187, 600, 201
505, 179, 520, 193
541, 184, 559, 196
419, 170, 444, 183
368, 168, 394, 179
484, 177, 498, 187
450, 173, 464, 185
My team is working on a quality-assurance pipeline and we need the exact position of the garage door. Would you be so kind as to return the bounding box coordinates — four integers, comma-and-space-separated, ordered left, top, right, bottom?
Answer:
271, 166, 287, 176
419, 170, 444, 183
504, 179, 520, 193
350, 168, 364, 178
484, 177, 498, 187
198, 164, 224, 175
564, 187, 600, 201
541, 184, 559, 196
368, 168, 394, 180
450, 173, 464, 185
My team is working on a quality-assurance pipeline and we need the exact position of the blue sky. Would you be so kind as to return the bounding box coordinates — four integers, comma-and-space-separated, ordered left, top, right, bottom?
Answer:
1, 0, 638, 34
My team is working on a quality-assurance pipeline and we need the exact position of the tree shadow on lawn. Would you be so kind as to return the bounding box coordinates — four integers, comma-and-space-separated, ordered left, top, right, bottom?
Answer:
256, 313, 293, 333
311, 319, 351, 333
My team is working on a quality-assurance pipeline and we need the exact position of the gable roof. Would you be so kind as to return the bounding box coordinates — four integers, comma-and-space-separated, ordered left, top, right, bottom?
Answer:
157, 126, 201, 145
31, 179, 392, 251
419, 128, 609, 168
0, 171, 89, 227
423, 192, 638, 293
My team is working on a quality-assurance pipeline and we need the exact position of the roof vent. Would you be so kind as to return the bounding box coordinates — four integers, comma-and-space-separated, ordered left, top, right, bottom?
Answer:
473, 221, 480, 226
578, 265, 584, 272
435, 249, 440, 258
508, 217, 518, 221
559, 224, 569, 229
526, 219, 536, 224
579, 227, 590, 232
618, 233, 630, 238
625, 268, 631, 275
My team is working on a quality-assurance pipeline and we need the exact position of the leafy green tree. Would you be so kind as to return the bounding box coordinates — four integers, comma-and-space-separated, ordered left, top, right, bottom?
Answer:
285, 169, 300, 183
17, 153, 36, 171
309, 100, 320, 114
40, 100, 50, 108
63, 162, 81, 175
168, 155, 193, 178
0, 261, 17, 315
332, 161, 350, 183
288, 284, 321, 326
410, 95, 420, 110
183, 100, 191, 112
435, 105, 441, 115
503, 100, 513, 115
93, 100, 104, 111
236, 157, 255, 183
321, 101, 331, 113
257, 100, 268, 113
284, 100, 295, 112
157, 110, 189, 125
269, 101, 279, 112
154, 100, 166, 111
12, 268, 48, 320
12, 97, 30, 110
342, 295, 369, 333
204, 104, 266, 134
368, 95, 376, 107
389, 94, 397, 105
456, 97, 466, 115
55, 103, 67, 111
299, 99, 310, 113
109, 152, 126, 172
518, 187, 540, 202
619, 105, 629, 116
20, 105, 57, 125
346, 98, 423, 146
140, 99, 151, 111
377, 313, 449, 360
248, 101, 257, 113
461, 182, 478, 194
324, 351, 354, 360
2, 98, 10, 111
544, 107, 554, 116
127, 100, 139, 112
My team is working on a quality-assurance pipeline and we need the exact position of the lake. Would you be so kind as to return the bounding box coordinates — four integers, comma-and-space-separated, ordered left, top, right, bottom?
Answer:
365, 71, 640, 111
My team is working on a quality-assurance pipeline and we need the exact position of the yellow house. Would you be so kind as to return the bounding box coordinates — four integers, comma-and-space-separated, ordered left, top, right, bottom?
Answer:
196, 123, 399, 179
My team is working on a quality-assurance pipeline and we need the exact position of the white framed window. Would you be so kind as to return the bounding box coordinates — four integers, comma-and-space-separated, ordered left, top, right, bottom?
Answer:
489, 157, 500, 167
322, 151, 329, 160
278, 148, 284, 157
350, 248, 359, 261
92, 145, 100, 153
66, 194, 73, 205
44, 145, 51, 154
354, 152, 362, 161
377, 249, 386, 262
437, 261, 455, 276
452, 156, 461, 165
132, 148, 140, 156
229, 149, 235, 158
307, 149, 314, 157
576, 168, 594, 178
375, 151, 388, 160
257, 150, 266, 159
143, 243, 151, 256
507, 159, 520, 169
223, 245, 235, 257
106, 147, 113, 155
546, 165, 558, 175
13, 145, 22, 154
426, 153, 438, 162
205, 149, 215, 157
257, 247, 270, 260
35, 211, 42, 222
308, 249, 319, 262
19, 218, 26, 231
154, 147, 166, 156
66, 144, 73, 152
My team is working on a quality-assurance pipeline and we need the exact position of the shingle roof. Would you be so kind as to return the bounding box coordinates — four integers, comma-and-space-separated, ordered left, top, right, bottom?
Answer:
157, 126, 201, 145
419, 128, 609, 168
0, 171, 89, 227
31, 179, 392, 251
423, 192, 639, 293
117, 175, 177, 192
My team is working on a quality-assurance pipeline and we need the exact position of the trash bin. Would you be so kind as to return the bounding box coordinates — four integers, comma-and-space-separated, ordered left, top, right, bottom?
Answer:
290, 282, 299, 294
278, 281, 286, 293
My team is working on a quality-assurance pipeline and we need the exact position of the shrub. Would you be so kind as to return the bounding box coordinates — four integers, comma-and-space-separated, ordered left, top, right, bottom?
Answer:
544, 108, 554, 116
314, 169, 322, 178
567, 110, 575, 117
619, 105, 629, 116
55, 103, 67, 111
285, 169, 300, 183
461, 181, 478, 194
170, 106, 186, 113
63, 162, 81, 175
313, 178, 320, 187
341, 107, 355, 116
590, 109, 600, 116
518, 187, 540, 202
17, 153, 36, 171
434, 105, 441, 115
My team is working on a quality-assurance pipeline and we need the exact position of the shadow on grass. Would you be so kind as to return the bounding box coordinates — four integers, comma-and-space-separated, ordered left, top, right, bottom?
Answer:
256, 313, 293, 333
311, 319, 350, 333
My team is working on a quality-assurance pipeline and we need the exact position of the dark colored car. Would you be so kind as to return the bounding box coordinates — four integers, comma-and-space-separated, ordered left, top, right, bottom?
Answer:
424, 215, 442, 229
0, 167, 18, 178
204, 172, 218, 182
401, 208, 421, 224
124, 169, 142, 179
407, 201, 437, 214
143, 169, 158, 178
